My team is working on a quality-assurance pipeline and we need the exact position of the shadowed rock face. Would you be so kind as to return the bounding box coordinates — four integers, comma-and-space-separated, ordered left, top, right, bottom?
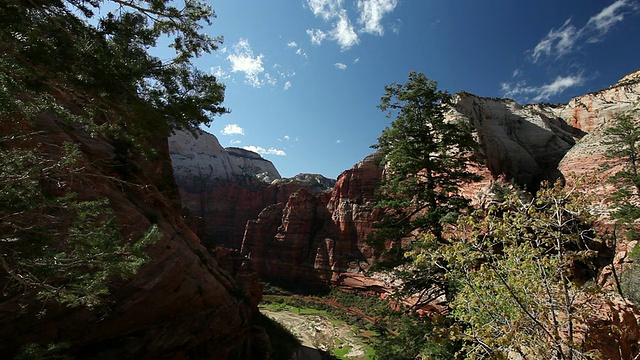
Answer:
240, 153, 384, 288
0, 117, 268, 359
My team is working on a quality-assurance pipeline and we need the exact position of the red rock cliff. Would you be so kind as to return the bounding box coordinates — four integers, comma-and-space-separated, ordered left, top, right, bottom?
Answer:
241, 153, 385, 288
0, 116, 269, 359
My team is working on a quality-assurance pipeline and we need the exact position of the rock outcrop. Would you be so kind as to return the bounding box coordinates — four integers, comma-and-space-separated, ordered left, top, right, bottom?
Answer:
169, 130, 281, 193
241, 153, 384, 288
170, 130, 336, 249
448, 93, 581, 190
0, 117, 268, 359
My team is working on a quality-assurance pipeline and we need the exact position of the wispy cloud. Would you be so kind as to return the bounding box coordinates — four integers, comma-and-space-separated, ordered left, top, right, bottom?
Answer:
243, 145, 287, 156
284, 81, 292, 90
307, 29, 328, 46
210, 65, 230, 80
356, 0, 398, 36
531, 0, 638, 62
586, 0, 638, 36
307, 0, 343, 20
502, 1, 637, 103
287, 41, 298, 48
531, 19, 578, 62
501, 73, 586, 102
229, 139, 242, 145
334, 62, 347, 70
227, 38, 266, 87
221, 124, 245, 136
295, 48, 309, 60
305, 0, 397, 50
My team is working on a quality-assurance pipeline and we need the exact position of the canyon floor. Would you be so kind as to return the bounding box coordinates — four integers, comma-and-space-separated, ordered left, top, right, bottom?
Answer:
260, 305, 374, 360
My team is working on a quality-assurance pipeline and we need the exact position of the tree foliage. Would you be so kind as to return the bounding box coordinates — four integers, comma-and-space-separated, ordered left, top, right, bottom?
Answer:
602, 112, 640, 305
0, 140, 161, 308
373, 71, 481, 245
370, 72, 481, 308
0, 0, 227, 148
603, 113, 640, 222
1, 0, 224, 309
441, 182, 605, 359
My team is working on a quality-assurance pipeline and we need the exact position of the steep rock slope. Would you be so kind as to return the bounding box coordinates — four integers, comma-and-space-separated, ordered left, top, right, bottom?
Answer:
241, 153, 384, 288
169, 130, 281, 193
169, 130, 336, 249
553, 71, 640, 179
447, 92, 581, 189
0, 117, 268, 359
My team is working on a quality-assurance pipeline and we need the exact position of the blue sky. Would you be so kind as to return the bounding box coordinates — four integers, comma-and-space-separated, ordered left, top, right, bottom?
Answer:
189, 0, 640, 179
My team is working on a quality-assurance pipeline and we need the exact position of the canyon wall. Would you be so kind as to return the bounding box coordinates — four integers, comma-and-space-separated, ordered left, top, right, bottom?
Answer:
0, 118, 269, 359
171, 70, 640, 289
169, 130, 335, 249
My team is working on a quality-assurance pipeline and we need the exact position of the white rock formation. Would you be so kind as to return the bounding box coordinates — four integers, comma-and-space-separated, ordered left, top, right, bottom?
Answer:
168, 130, 281, 192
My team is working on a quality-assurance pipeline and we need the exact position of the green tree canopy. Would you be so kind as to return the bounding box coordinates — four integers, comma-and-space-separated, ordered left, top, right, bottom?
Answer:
369, 71, 482, 311
603, 112, 640, 222
0, 0, 225, 309
441, 182, 606, 360
373, 71, 481, 246
1, 0, 227, 148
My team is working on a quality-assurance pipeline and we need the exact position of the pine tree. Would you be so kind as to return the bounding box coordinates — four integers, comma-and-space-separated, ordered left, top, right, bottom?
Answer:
370, 72, 481, 308
373, 71, 481, 246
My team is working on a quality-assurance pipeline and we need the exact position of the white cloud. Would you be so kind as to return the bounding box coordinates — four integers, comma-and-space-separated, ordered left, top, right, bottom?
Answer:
530, 0, 638, 62
295, 48, 309, 59
229, 139, 242, 145
210, 65, 230, 80
356, 0, 398, 36
287, 41, 298, 48
305, 0, 398, 50
284, 81, 292, 90
221, 124, 245, 136
304, 1, 359, 50
353, 57, 360, 64
307, 29, 328, 45
307, 0, 343, 20
531, 19, 578, 62
334, 62, 347, 70
243, 145, 287, 156
227, 38, 266, 87
332, 10, 360, 50
501, 73, 585, 102
284, 135, 290, 140
336, 139, 342, 144
586, 0, 635, 34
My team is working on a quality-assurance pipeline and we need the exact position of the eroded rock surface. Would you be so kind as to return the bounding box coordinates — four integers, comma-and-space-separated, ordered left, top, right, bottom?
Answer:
0, 117, 268, 359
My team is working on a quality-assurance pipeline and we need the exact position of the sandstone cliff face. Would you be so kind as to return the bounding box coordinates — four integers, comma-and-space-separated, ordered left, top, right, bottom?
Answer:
554, 71, 640, 181
240, 153, 384, 288
169, 130, 281, 193
170, 130, 336, 249
171, 70, 640, 292
0, 117, 268, 359
448, 92, 580, 190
